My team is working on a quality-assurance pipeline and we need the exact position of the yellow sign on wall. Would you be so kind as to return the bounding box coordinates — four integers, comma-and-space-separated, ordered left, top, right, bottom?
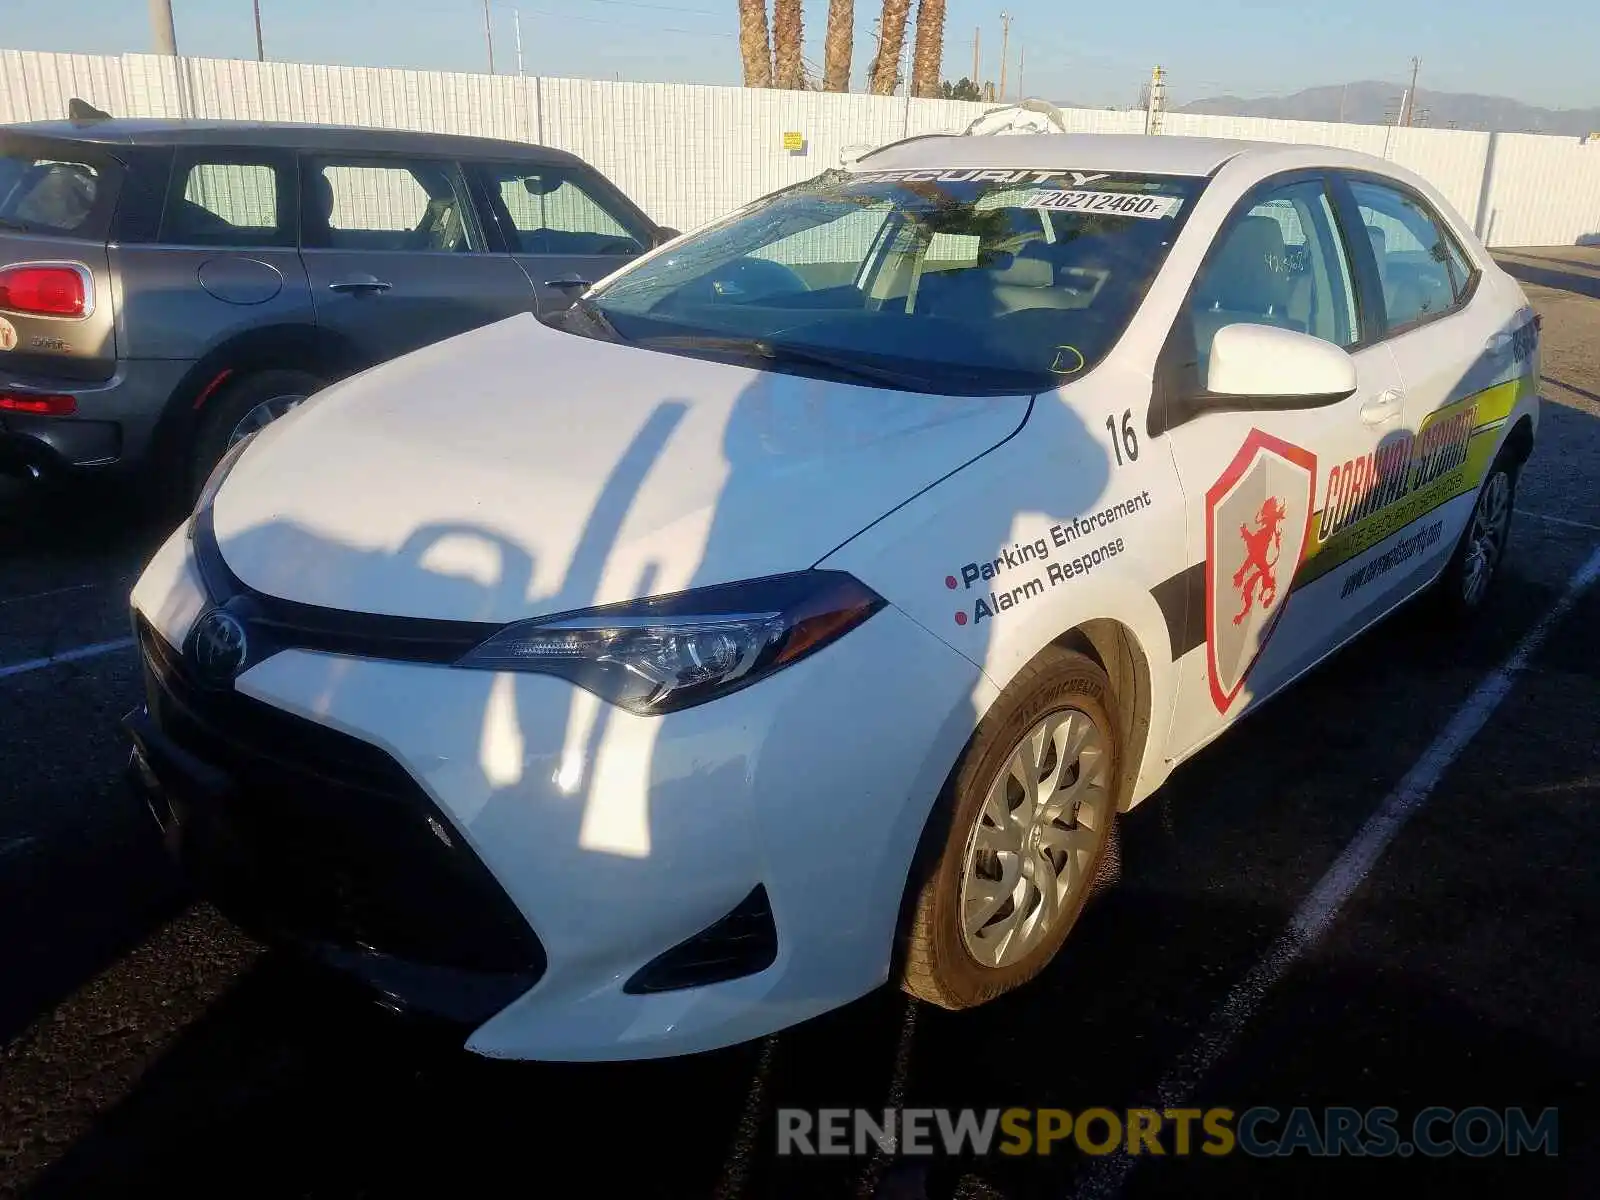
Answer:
782, 131, 804, 151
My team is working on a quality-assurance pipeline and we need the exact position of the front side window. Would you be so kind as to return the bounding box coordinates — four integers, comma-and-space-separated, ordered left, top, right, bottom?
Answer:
1188, 178, 1359, 379
301, 157, 477, 252
472, 162, 646, 256
572, 167, 1205, 395
1346, 178, 1460, 332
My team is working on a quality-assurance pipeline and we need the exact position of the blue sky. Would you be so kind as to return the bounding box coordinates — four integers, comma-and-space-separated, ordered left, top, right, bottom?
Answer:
5, 0, 1596, 110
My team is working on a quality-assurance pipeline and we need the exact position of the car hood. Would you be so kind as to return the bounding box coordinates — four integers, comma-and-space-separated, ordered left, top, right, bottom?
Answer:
210, 313, 1031, 624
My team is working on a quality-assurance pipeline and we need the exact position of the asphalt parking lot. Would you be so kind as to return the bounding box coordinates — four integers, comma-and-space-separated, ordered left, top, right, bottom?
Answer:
1, 249, 1597, 1199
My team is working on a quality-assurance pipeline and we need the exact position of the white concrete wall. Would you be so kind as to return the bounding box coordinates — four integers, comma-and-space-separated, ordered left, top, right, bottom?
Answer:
5, 48, 1599, 247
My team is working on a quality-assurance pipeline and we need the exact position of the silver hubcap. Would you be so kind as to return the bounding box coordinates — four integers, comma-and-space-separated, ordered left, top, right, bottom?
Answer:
227, 394, 306, 447
1462, 470, 1511, 606
959, 708, 1113, 969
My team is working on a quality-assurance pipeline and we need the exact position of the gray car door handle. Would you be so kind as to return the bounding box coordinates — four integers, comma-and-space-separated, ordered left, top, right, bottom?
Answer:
543, 274, 593, 289
328, 274, 392, 294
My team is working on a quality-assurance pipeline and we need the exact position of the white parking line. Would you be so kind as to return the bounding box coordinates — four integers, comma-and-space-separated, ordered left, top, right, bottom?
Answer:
0, 581, 101, 607
1517, 509, 1600, 533
0, 636, 136, 681
1074, 540, 1600, 1199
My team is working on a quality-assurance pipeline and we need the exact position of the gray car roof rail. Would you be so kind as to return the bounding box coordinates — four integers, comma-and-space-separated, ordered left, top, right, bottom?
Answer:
2, 118, 584, 166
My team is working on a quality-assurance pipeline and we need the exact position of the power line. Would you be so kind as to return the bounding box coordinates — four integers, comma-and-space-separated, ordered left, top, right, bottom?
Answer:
514, 7, 735, 37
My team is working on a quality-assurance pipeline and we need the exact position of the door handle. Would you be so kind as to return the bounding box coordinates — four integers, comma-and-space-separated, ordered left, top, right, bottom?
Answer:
328, 274, 392, 295
1361, 388, 1405, 425
543, 274, 593, 290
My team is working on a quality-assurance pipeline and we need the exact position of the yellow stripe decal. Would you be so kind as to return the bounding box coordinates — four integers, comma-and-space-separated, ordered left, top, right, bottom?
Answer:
1293, 375, 1529, 590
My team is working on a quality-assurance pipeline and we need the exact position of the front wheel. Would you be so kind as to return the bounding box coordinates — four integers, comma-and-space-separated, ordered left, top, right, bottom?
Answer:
897, 647, 1119, 1010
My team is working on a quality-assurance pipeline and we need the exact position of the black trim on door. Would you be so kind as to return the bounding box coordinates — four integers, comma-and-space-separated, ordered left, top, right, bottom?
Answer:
1150, 561, 1207, 660
1329, 169, 1483, 343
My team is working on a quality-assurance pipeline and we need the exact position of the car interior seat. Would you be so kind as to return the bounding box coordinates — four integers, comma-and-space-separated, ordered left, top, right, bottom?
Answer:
301, 171, 336, 248
1191, 214, 1296, 372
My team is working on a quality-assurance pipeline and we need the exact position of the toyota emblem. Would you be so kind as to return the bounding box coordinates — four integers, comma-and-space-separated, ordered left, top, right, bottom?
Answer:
189, 609, 249, 685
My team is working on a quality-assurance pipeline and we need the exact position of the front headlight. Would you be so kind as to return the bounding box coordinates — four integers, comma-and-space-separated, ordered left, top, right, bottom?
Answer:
187, 431, 258, 537
455, 571, 884, 715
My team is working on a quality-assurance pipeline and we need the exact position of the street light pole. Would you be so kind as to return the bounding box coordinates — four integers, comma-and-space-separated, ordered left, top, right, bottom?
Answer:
483, 0, 496, 74
513, 9, 524, 76
253, 0, 265, 61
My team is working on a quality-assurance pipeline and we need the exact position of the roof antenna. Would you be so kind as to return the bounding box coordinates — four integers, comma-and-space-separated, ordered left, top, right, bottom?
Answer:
68, 98, 112, 123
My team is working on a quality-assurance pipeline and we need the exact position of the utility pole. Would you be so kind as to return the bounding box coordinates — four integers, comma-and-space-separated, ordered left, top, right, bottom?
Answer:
998, 12, 1012, 102
1144, 65, 1166, 134
972, 27, 980, 90
147, 0, 177, 55
513, 9, 524, 75
1017, 46, 1025, 99
1338, 82, 1347, 123
483, 0, 496, 74
1403, 56, 1420, 126
253, 0, 265, 61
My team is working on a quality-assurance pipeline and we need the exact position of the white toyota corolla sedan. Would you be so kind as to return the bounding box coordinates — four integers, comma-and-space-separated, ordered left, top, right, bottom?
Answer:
126, 132, 1540, 1060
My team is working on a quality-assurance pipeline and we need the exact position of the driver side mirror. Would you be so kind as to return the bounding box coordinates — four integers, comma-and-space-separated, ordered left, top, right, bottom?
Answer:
1200, 323, 1357, 410
652, 225, 681, 247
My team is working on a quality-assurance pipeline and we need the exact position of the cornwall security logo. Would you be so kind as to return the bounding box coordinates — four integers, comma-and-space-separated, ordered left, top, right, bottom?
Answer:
1205, 430, 1317, 713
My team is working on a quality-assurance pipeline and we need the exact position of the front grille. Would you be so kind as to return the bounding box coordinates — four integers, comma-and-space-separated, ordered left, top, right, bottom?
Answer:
137, 619, 546, 983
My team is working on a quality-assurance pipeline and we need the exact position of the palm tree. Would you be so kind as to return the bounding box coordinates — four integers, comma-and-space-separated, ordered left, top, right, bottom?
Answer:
910, 0, 946, 98
773, 0, 804, 89
737, 0, 773, 87
822, 0, 854, 92
868, 0, 911, 95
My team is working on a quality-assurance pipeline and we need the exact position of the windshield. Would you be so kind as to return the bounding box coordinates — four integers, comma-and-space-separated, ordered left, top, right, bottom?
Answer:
574, 166, 1206, 395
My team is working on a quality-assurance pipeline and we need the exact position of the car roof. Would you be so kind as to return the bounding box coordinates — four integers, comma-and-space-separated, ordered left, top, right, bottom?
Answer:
2, 117, 582, 165
851, 133, 1388, 178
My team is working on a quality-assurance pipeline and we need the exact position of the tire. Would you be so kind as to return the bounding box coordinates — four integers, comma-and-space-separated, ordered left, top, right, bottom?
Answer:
189, 368, 323, 496
1431, 448, 1518, 622
897, 646, 1120, 1010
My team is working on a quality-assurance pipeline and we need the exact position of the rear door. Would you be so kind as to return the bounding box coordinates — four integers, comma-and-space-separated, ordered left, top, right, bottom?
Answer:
465, 160, 654, 313
1331, 172, 1530, 603
297, 153, 535, 365
0, 133, 121, 383
113, 145, 315, 364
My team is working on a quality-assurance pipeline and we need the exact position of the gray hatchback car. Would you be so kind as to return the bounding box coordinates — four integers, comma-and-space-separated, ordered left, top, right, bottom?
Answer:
0, 117, 677, 492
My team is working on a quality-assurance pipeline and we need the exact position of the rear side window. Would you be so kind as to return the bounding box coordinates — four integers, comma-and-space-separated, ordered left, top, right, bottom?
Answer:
160, 154, 294, 248
1346, 179, 1462, 332
0, 150, 110, 237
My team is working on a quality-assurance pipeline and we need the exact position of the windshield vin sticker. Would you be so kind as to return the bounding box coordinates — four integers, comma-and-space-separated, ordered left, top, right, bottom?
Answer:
1023, 190, 1181, 218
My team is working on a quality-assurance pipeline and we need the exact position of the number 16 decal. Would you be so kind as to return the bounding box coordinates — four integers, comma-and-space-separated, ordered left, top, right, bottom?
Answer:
1107, 408, 1139, 466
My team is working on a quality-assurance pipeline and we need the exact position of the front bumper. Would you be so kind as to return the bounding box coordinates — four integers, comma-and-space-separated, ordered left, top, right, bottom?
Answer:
128, 525, 990, 1060
125, 624, 547, 1026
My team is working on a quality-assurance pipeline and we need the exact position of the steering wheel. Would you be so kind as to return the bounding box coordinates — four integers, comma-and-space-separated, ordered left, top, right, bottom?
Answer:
704, 256, 808, 302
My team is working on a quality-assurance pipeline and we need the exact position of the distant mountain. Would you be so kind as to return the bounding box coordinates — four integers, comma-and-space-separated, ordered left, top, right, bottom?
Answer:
1176, 81, 1600, 136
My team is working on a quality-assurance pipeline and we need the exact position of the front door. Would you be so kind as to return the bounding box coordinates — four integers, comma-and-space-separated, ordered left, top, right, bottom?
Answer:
1160, 173, 1407, 759
298, 153, 535, 366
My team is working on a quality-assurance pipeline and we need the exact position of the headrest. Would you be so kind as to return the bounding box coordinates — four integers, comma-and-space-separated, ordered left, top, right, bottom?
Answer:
1201, 214, 1288, 312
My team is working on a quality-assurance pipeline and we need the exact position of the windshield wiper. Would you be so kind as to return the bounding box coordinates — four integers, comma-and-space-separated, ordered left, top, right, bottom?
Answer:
631, 334, 945, 391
